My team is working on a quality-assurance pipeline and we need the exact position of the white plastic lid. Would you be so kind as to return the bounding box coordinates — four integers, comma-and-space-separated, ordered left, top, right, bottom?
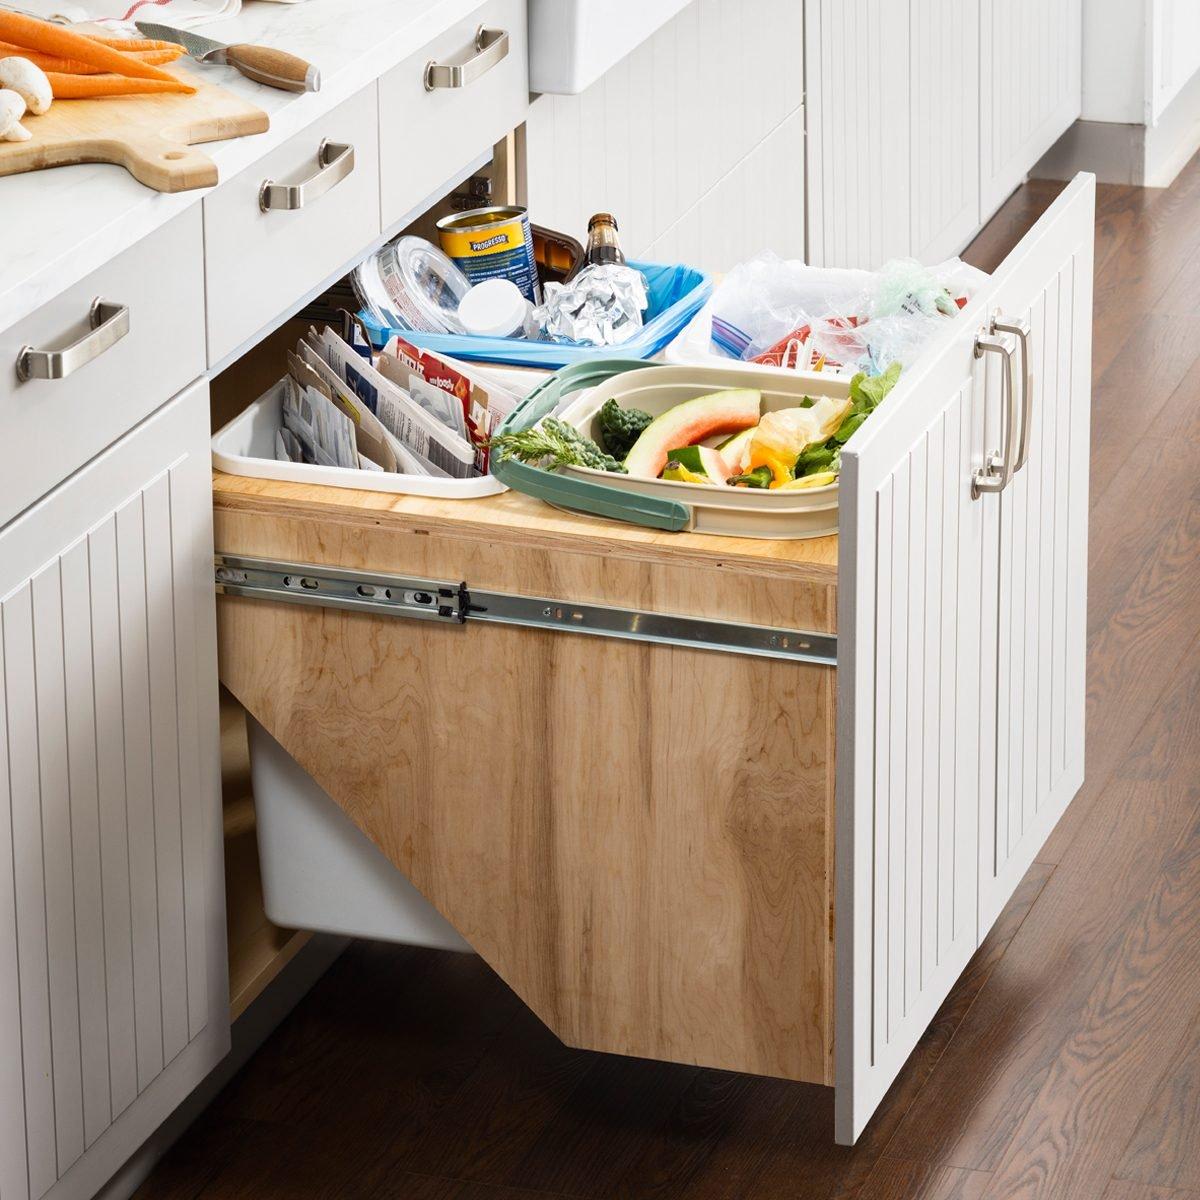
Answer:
458, 278, 530, 338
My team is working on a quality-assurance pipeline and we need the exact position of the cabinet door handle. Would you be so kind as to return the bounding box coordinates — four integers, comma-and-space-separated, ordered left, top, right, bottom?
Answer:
16, 298, 129, 382
972, 331, 1019, 498
993, 315, 1032, 472
259, 140, 354, 212
424, 26, 509, 91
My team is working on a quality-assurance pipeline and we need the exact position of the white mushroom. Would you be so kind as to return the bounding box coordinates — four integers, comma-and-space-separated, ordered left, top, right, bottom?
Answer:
0, 88, 29, 142
0, 57, 51, 115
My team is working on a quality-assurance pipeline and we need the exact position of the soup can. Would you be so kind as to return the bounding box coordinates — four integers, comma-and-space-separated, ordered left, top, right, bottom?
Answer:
437, 206, 541, 305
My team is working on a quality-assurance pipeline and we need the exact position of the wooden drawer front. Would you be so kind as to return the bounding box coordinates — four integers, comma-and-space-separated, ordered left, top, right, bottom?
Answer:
379, 0, 528, 229
0, 209, 204, 528
204, 85, 381, 366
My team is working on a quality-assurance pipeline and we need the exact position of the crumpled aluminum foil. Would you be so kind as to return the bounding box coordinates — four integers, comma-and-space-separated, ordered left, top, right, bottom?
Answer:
532, 264, 649, 346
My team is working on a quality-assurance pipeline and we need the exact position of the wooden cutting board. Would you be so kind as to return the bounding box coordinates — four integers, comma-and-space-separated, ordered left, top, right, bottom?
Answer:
0, 63, 269, 192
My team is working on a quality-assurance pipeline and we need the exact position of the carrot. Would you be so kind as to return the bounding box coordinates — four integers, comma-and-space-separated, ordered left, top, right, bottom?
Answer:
0, 43, 185, 73
82, 36, 180, 52
0, 11, 182, 83
46, 71, 195, 98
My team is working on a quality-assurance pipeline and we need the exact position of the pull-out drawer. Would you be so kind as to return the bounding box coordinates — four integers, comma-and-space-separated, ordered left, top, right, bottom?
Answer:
379, 0, 528, 229
204, 86, 381, 367
0, 208, 204, 527
210, 174, 1096, 1145
213, 488, 840, 1088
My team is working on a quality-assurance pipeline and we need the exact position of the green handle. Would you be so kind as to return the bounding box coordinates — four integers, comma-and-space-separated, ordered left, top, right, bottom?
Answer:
492, 359, 692, 532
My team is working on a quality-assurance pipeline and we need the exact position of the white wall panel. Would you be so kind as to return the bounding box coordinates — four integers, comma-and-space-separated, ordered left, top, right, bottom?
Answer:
525, 0, 805, 271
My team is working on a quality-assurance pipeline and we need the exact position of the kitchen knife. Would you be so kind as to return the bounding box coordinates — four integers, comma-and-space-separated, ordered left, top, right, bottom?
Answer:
134, 21, 320, 93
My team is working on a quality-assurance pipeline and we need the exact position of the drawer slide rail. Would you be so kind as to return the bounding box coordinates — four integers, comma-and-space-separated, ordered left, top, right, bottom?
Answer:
214, 554, 837, 666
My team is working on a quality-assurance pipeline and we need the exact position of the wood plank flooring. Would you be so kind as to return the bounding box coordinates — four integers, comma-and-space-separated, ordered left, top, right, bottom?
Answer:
136, 160, 1200, 1200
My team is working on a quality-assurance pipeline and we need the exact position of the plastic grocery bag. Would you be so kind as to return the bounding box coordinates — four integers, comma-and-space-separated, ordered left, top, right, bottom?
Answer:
666, 253, 989, 378
806, 257, 989, 375
705, 253, 874, 361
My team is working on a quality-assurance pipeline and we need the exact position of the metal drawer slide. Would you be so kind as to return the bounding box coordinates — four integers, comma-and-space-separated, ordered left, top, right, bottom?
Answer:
215, 553, 837, 666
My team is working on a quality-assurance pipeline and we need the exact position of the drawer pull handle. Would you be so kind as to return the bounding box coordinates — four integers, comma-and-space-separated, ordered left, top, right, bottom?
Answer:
259, 140, 355, 212
972, 330, 1019, 498
424, 26, 509, 91
16, 298, 129, 383
993, 315, 1033, 473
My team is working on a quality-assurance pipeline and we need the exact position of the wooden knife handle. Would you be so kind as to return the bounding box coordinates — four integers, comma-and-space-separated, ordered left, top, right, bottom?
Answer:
225, 44, 320, 93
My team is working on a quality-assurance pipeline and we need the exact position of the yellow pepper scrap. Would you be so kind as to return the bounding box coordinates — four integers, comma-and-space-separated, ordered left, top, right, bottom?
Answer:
746, 397, 851, 487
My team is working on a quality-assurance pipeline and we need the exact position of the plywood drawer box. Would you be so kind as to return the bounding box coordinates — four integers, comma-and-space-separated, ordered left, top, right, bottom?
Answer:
203, 85, 381, 367
378, 0, 528, 230
0, 208, 204, 527
211, 176, 1096, 1144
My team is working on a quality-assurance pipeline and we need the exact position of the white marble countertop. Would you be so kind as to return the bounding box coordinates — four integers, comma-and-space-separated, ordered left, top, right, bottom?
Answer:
0, 0, 489, 331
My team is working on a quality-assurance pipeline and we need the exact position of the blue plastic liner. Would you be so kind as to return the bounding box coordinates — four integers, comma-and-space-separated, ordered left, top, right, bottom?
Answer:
358, 260, 712, 369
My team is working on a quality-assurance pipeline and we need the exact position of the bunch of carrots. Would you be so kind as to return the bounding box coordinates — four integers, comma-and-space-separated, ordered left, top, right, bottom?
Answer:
0, 10, 195, 99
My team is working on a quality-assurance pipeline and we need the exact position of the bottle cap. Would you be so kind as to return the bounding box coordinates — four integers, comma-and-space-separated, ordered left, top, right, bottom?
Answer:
588, 213, 618, 230
458, 278, 530, 339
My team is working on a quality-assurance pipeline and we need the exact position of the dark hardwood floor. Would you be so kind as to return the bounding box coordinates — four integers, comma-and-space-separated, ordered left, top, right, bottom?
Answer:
139, 161, 1200, 1200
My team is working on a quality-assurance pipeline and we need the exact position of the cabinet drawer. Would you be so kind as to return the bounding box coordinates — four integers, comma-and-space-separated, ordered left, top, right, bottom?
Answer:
204, 86, 381, 366
0, 208, 204, 528
379, 0, 528, 229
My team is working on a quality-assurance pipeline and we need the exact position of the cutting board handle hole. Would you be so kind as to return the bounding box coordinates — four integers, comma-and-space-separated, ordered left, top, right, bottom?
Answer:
162, 150, 187, 161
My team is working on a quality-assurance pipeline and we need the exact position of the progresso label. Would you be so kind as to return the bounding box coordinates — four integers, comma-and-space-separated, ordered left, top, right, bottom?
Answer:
437, 206, 541, 305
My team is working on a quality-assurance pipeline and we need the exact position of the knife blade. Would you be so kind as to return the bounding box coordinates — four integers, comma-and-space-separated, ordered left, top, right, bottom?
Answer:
135, 21, 320, 93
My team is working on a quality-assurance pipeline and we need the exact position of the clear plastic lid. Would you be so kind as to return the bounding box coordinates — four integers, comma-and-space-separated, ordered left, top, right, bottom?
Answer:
351, 236, 471, 334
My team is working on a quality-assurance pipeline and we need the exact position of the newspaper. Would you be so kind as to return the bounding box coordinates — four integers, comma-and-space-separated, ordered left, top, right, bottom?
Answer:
314, 327, 477, 479
379, 336, 520, 473
277, 376, 357, 469
294, 339, 436, 476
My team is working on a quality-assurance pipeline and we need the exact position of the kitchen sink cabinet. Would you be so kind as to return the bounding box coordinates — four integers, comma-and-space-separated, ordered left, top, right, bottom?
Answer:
211, 176, 1094, 1145
0, 383, 227, 1200
980, 0, 1083, 220
804, 0, 1080, 269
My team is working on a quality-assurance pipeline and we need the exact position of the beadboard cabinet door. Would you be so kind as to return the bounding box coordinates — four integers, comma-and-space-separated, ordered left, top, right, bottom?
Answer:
523, 0, 806, 271
0, 381, 227, 1200
837, 174, 1094, 1144
979, 0, 1082, 220
806, 0, 980, 268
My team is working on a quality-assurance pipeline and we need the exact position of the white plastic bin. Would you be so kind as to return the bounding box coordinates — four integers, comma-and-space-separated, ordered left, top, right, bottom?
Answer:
248, 716, 472, 951
212, 378, 503, 498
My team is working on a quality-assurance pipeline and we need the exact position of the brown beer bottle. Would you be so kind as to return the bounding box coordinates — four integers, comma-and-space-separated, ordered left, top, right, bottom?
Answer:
584, 213, 626, 267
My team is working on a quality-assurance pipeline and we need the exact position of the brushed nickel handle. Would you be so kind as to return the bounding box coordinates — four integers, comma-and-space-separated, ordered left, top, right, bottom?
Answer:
972, 331, 1019, 498
259, 140, 354, 212
993, 315, 1032, 472
424, 26, 509, 91
16, 298, 129, 383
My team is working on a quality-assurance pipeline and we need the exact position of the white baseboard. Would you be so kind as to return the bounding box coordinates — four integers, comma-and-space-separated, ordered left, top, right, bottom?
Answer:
94, 934, 349, 1200
1033, 66, 1200, 188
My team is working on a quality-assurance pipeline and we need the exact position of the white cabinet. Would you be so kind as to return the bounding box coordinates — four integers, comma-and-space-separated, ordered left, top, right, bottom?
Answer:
979, 0, 1082, 218
379, 0, 528, 231
0, 209, 205, 528
523, 0, 805, 271
203, 87, 382, 368
836, 173, 1093, 1142
0, 381, 227, 1200
806, 0, 1080, 267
